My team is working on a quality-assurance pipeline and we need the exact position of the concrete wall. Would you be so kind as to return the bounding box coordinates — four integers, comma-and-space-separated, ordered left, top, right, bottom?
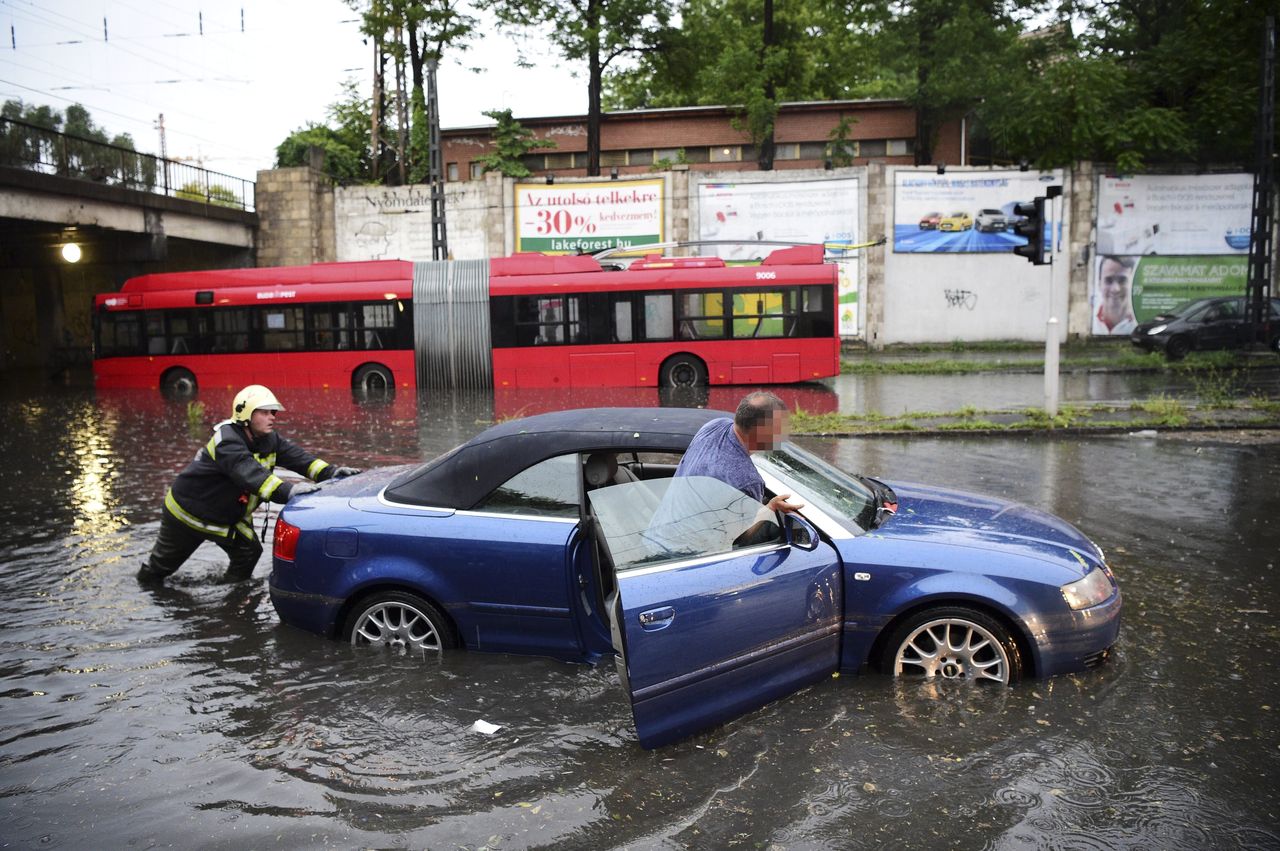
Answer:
255, 164, 334, 267
334, 177, 494, 261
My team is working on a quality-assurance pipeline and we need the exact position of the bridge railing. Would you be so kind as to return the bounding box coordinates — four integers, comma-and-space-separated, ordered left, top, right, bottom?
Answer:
0, 116, 255, 212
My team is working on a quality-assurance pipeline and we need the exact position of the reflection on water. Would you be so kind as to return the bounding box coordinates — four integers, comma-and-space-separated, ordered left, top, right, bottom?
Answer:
0, 383, 1277, 848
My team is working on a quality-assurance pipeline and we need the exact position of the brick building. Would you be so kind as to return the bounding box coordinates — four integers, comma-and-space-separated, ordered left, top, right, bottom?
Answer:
442, 99, 967, 182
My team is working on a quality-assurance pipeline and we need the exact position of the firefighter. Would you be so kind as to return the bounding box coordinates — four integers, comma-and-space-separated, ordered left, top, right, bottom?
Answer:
138, 384, 361, 585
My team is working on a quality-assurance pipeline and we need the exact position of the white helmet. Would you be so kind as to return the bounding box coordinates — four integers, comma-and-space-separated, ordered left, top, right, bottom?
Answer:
231, 385, 284, 425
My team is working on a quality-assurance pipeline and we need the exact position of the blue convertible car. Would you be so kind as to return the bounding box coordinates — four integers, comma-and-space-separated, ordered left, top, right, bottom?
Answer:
270, 408, 1121, 748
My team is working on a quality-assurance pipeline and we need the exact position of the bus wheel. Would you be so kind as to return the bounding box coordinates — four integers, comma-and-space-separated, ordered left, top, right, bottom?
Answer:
353, 363, 394, 394
160, 367, 197, 400
659, 354, 708, 388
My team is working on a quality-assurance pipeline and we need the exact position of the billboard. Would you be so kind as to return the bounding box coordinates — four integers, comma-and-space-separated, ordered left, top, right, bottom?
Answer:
696, 178, 861, 335
513, 178, 665, 253
892, 170, 1064, 254
1090, 174, 1252, 335
1096, 174, 1252, 256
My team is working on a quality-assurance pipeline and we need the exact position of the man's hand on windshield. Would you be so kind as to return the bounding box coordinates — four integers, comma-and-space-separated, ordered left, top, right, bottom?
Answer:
767, 493, 805, 514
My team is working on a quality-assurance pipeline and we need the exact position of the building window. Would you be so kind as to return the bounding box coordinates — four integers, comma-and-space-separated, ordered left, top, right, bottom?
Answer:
887, 139, 913, 156
470, 162, 485, 179
860, 140, 887, 157
544, 152, 576, 170
798, 142, 828, 160
774, 143, 800, 161
600, 150, 628, 167
655, 147, 683, 164
709, 145, 741, 163
682, 147, 710, 164
519, 154, 544, 171
628, 149, 653, 166
447, 162, 459, 181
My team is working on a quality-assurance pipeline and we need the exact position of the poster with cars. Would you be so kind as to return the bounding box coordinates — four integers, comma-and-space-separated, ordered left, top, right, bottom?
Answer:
1090, 254, 1248, 336
695, 178, 861, 335
1096, 174, 1252, 256
513, 178, 665, 253
892, 169, 1064, 254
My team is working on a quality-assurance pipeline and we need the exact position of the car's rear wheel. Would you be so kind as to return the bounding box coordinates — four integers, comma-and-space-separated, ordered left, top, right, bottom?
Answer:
344, 591, 458, 655
1164, 336, 1191, 361
881, 606, 1022, 685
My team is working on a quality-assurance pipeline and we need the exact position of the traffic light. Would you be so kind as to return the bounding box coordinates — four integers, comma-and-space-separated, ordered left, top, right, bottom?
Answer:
1013, 197, 1047, 265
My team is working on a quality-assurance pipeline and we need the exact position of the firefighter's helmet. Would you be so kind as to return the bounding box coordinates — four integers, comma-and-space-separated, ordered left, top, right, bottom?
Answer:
231, 385, 284, 425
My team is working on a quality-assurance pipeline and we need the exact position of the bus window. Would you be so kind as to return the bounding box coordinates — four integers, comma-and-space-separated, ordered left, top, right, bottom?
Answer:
359, 303, 396, 349
145, 312, 166, 354
213, 308, 251, 353
263, 307, 305, 351
97, 312, 141, 357
643, 294, 673, 340
309, 304, 351, 351
613, 296, 633, 343
514, 295, 582, 345
732, 290, 787, 338
677, 292, 723, 340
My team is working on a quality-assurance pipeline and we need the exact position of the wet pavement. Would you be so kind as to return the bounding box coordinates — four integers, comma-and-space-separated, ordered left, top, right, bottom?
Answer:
1, 377, 1279, 849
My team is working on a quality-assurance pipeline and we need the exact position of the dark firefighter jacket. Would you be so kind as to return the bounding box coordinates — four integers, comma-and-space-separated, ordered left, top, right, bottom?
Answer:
165, 419, 333, 539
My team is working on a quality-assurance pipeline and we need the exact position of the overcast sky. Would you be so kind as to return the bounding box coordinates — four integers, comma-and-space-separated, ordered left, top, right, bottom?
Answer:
0, 0, 584, 181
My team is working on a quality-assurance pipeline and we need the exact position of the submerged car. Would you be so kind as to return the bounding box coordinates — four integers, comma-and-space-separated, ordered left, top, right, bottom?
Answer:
918, 211, 943, 230
975, 208, 1009, 232
270, 408, 1122, 748
938, 211, 973, 232
1130, 296, 1280, 360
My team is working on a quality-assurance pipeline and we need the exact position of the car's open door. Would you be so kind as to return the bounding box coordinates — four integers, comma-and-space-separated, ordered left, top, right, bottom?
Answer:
588, 476, 842, 749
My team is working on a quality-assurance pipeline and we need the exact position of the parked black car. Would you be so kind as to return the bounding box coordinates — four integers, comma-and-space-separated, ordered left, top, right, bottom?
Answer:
1130, 296, 1280, 360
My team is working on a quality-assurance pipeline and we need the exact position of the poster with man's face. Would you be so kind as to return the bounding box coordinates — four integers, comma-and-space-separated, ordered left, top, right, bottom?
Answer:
1089, 255, 1248, 335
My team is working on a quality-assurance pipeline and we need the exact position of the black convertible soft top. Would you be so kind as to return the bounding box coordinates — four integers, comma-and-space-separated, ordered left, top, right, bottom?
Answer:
384, 407, 728, 509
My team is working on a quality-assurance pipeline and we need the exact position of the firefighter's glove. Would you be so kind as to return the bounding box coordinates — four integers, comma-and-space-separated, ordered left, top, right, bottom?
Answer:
288, 482, 321, 500
331, 466, 362, 479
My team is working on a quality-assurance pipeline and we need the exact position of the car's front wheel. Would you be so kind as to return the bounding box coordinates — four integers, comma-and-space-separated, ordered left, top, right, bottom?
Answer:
1164, 336, 1191, 361
880, 606, 1022, 684
344, 591, 458, 655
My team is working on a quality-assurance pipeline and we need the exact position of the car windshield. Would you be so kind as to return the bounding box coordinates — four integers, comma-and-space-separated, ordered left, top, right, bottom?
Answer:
756, 443, 878, 534
1166, 298, 1213, 318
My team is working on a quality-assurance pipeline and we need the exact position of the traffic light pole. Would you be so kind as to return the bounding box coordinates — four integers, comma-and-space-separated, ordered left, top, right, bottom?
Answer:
1042, 186, 1063, 416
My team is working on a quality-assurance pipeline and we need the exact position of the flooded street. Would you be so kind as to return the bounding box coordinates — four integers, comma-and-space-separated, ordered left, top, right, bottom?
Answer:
2, 380, 1278, 849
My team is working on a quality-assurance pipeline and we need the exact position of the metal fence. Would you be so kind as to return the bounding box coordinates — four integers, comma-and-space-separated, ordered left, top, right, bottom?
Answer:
0, 116, 255, 211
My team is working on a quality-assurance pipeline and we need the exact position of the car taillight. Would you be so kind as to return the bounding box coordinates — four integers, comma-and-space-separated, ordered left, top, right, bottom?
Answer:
274, 517, 301, 561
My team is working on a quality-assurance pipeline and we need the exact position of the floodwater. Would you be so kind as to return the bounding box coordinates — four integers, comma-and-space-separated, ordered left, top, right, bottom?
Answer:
2, 379, 1279, 849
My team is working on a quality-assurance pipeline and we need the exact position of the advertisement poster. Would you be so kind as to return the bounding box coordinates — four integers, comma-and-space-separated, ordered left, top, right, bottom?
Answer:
1090, 254, 1247, 336
513, 178, 664, 253
892, 169, 1063, 253
696, 178, 860, 334
1096, 174, 1252, 256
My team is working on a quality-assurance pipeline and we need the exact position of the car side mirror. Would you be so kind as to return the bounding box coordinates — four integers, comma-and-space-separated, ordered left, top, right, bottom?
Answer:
784, 513, 820, 551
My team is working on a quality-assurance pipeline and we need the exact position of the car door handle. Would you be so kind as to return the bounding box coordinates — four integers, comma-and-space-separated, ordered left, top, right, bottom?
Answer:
638, 606, 675, 631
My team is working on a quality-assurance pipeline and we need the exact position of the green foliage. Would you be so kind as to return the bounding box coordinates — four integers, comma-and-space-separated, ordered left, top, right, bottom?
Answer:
174, 181, 242, 208
275, 123, 365, 183
474, 108, 555, 177
1, 98, 155, 188
603, 0, 1274, 170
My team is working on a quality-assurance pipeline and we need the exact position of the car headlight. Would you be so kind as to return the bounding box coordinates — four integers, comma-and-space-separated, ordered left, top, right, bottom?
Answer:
1147, 324, 1167, 335
1061, 567, 1114, 610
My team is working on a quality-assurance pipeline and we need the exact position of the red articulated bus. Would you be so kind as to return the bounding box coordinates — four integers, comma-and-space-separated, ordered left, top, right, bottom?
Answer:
93, 244, 840, 397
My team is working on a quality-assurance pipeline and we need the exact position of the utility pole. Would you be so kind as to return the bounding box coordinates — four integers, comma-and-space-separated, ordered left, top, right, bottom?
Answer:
155, 113, 169, 193
427, 57, 448, 260
370, 37, 382, 183
1246, 16, 1275, 343
394, 25, 408, 186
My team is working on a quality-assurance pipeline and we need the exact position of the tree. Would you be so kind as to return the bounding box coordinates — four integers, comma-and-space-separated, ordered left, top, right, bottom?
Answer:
474, 108, 557, 176
480, 0, 673, 176
275, 80, 376, 182
352, 0, 477, 182
603, 0, 882, 168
